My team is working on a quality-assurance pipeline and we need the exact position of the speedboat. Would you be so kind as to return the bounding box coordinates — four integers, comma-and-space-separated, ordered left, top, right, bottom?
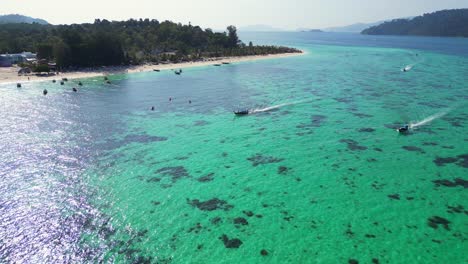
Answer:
234, 110, 249, 116
397, 125, 409, 133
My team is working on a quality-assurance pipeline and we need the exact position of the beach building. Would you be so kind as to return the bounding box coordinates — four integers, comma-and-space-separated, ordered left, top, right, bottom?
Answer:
0, 52, 37, 66
0, 55, 12, 67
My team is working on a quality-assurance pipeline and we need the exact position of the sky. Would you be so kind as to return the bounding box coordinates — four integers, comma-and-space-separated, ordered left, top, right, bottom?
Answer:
1, 0, 468, 30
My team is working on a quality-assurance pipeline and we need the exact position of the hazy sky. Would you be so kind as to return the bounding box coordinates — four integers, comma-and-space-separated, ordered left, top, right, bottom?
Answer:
1, 0, 468, 29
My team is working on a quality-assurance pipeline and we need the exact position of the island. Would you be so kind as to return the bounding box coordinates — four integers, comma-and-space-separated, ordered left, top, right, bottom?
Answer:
0, 18, 302, 74
361, 9, 468, 37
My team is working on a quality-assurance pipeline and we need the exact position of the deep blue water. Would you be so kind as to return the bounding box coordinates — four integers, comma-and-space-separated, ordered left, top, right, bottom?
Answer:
240, 32, 468, 57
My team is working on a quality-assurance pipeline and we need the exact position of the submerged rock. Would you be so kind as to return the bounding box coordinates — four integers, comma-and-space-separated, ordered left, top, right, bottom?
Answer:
339, 139, 367, 151
156, 166, 190, 183
433, 154, 468, 168
358, 128, 375, 132
427, 216, 451, 230
187, 198, 233, 211
233, 217, 248, 226
278, 166, 290, 175
219, 234, 242, 248
197, 173, 215, 182
247, 154, 284, 166
432, 178, 467, 188
402, 146, 425, 153
388, 194, 400, 200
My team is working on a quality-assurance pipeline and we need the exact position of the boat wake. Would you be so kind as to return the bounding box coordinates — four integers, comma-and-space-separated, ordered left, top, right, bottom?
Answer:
409, 110, 450, 129
402, 64, 415, 72
250, 100, 309, 113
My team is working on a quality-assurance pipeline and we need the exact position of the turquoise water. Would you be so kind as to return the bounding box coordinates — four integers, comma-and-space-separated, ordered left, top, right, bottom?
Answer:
0, 33, 467, 263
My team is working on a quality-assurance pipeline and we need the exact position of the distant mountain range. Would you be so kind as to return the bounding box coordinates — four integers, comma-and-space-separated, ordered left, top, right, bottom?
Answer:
362, 9, 468, 37
238, 24, 286, 32
297, 28, 323, 33
324, 21, 385, 33
0, 14, 49, 25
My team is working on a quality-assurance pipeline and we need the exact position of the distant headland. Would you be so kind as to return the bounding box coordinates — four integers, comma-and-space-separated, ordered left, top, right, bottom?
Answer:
362, 9, 468, 38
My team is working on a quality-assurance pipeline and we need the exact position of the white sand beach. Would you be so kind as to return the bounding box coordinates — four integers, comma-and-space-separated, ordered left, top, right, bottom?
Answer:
0, 52, 303, 85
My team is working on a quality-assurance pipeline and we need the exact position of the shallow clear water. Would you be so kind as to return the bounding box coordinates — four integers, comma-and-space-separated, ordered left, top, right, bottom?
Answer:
1, 33, 467, 263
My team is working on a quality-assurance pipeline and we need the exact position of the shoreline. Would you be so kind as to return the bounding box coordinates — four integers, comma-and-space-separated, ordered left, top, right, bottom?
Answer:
0, 52, 304, 85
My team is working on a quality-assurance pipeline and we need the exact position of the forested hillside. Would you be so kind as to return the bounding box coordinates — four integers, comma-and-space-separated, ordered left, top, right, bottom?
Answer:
362, 9, 468, 37
0, 19, 300, 68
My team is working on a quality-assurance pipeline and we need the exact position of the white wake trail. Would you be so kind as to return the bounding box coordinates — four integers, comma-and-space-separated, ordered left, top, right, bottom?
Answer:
402, 64, 415, 72
250, 100, 310, 113
409, 110, 450, 129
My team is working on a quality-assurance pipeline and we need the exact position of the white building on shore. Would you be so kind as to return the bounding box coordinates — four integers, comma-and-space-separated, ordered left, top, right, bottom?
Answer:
0, 52, 37, 67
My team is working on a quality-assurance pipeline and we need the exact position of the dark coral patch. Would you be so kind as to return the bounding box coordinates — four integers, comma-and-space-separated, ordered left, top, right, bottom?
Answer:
194, 120, 210, 126
187, 198, 233, 211
388, 194, 400, 200
427, 216, 451, 230
211, 217, 222, 225
348, 259, 359, 264
447, 205, 467, 215
340, 139, 367, 151
233, 217, 249, 227
155, 166, 190, 183
188, 223, 203, 234
260, 249, 268, 256
243, 210, 254, 217
197, 173, 215, 182
432, 178, 468, 188
296, 115, 327, 130
457, 154, 468, 168
103, 133, 167, 149
434, 157, 458, 166
123, 134, 168, 143
353, 113, 373, 118
310, 115, 327, 127
219, 234, 242, 249
247, 154, 284, 166
433, 154, 468, 168
402, 146, 425, 153
278, 166, 290, 175
334, 97, 353, 103
358, 128, 375, 132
